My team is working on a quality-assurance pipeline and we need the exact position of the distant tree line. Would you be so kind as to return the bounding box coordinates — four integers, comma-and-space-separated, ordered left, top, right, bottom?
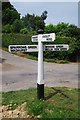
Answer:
2, 1, 47, 33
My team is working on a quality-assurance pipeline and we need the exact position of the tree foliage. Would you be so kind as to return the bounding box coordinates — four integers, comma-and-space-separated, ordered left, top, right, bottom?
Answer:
2, 24, 11, 33
2, 1, 13, 10
2, 1, 20, 25
44, 23, 80, 61
20, 28, 28, 34
21, 13, 46, 31
41, 10, 48, 21
11, 19, 23, 33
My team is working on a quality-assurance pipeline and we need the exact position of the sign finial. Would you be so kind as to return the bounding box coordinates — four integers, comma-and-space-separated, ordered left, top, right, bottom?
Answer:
37, 29, 44, 34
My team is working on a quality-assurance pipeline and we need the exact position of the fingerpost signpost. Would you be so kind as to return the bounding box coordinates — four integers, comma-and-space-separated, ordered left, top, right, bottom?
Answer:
9, 30, 69, 100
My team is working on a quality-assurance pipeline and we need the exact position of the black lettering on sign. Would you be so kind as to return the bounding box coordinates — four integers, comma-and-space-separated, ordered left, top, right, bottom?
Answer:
10, 46, 16, 52
42, 35, 50, 38
28, 46, 37, 49
32, 36, 38, 41
45, 46, 49, 51
10, 46, 27, 52
16, 46, 21, 48
56, 45, 63, 48
46, 38, 52, 41
32, 36, 38, 39
52, 46, 55, 48
60, 48, 67, 50
45, 46, 53, 51
48, 46, 53, 48
22, 46, 27, 48
16, 46, 21, 51
21, 46, 27, 52
54, 48, 60, 51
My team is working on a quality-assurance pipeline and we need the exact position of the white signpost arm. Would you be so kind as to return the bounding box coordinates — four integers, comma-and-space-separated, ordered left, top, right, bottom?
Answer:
37, 34, 44, 99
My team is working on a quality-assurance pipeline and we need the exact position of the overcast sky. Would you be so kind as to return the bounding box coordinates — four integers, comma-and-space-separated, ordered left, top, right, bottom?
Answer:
10, 1, 78, 26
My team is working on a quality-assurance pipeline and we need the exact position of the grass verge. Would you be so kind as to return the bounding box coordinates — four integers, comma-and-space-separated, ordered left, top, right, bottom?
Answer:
2, 87, 80, 119
1, 47, 70, 64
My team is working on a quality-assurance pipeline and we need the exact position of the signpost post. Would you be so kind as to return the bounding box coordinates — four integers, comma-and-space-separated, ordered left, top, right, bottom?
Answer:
36, 30, 56, 99
37, 34, 44, 99
9, 32, 69, 100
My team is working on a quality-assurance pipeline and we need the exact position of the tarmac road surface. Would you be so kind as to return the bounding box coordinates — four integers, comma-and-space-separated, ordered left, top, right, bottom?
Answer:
0, 49, 79, 92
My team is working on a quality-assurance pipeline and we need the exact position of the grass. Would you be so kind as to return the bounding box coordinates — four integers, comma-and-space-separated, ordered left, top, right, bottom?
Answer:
12, 53, 70, 64
44, 59, 69, 64
2, 87, 80, 119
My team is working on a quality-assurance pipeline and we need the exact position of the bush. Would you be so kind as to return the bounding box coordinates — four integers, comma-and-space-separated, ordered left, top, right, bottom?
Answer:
2, 33, 32, 48
11, 19, 23, 33
2, 33, 78, 62
20, 28, 28, 34
2, 24, 11, 33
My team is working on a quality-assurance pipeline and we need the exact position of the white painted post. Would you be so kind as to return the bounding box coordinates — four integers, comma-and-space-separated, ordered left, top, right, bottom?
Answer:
37, 34, 44, 84
37, 34, 44, 99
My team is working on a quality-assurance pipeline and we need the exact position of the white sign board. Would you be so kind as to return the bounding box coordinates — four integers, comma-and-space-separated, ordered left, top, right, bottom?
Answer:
27, 45, 38, 52
9, 44, 69, 52
9, 45, 38, 52
32, 33, 55, 42
31, 35, 38, 42
41, 33, 55, 42
44, 44, 69, 51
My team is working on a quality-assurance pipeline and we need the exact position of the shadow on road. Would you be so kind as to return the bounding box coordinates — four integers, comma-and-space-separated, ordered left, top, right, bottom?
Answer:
0, 58, 6, 63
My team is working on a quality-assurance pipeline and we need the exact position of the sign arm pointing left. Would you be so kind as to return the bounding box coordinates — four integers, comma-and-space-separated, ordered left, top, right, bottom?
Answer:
9, 45, 38, 52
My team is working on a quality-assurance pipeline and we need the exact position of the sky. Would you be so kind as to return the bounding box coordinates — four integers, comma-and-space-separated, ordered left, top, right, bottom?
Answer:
9, 1, 78, 26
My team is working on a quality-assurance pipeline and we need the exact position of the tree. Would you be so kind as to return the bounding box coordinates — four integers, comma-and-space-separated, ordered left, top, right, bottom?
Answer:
2, 1, 14, 10
2, 1, 20, 25
41, 10, 48, 21
2, 24, 11, 33
35, 15, 45, 31
11, 19, 23, 33
67, 24, 78, 37
44, 24, 58, 33
40, 10, 48, 30
21, 13, 36, 31
21, 11, 48, 32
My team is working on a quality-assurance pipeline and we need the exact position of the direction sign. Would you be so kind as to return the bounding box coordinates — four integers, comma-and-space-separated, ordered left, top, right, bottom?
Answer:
41, 33, 55, 42
32, 35, 38, 42
44, 44, 69, 51
9, 44, 69, 53
9, 45, 38, 52
32, 33, 55, 42
9, 32, 69, 100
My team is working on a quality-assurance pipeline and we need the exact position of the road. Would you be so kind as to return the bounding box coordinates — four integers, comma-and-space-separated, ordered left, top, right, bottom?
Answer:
0, 49, 78, 92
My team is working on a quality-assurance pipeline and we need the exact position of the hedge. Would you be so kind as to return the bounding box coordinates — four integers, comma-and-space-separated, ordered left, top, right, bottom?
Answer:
2, 33, 78, 61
